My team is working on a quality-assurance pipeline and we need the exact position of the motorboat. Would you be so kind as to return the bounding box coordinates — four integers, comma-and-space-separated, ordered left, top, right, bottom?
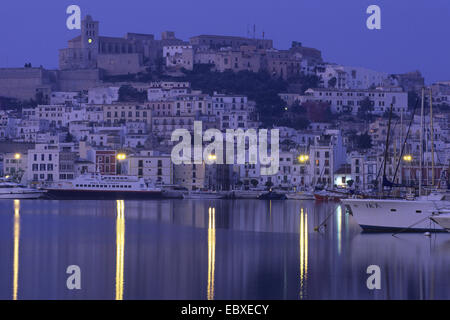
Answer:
0, 181, 46, 199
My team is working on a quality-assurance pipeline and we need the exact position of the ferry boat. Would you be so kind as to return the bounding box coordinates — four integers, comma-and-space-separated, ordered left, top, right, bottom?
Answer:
44, 173, 162, 200
341, 193, 450, 232
0, 181, 46, 199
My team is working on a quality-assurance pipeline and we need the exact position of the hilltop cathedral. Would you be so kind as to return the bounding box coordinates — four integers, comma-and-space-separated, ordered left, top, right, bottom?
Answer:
59, 15, 186, 76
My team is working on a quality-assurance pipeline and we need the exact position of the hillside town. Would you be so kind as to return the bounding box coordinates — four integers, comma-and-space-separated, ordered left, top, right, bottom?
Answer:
0, 14, 449, 194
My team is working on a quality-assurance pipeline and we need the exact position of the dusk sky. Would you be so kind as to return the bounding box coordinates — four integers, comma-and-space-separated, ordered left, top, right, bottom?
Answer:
0, 0, 448, 83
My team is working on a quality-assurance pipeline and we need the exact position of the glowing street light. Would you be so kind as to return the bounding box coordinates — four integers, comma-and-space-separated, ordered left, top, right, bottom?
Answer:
116, 153, 127, 161
14, 153, 21, 160
298, 154, 309, 163
402, 155, 413, 162
208, 154, 217, 161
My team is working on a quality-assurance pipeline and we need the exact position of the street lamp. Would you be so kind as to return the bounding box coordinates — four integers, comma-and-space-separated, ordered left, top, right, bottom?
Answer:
116, 153, 127, 175
402, 155, 412, 162
116, 153, 127, 161
298, 154, 309, 163
402, 155, 413, 186
208, 154, 217, 161
14, 153, 21, 160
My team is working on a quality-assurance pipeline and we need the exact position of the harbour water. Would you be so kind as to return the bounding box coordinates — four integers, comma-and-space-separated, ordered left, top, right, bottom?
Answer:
0, 199, 449, 300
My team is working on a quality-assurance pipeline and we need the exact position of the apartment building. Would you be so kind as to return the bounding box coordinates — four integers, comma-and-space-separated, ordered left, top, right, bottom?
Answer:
102, 103, 152, 125
27, 144, 60, 184
303, 88, 408, 115
128, 150, 173, 185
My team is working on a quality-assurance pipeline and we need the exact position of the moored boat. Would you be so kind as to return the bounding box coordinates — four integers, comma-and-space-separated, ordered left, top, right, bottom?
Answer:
232, 190, 263, 199
44, 173, 162, 200
430, 211, 450, 232
161, 185, 188, 199
0, 181, 46, 199
314, 189, 348, 202
341, 196, 450, 232
258, 191, 287, 200
183, 190, 224, 199
286, 191, 315, 200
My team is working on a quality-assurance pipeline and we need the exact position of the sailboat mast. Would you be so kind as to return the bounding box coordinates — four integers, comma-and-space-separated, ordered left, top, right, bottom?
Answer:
429, 88, 435, 186
419, 88, 424, 196
400, 109, 403, 184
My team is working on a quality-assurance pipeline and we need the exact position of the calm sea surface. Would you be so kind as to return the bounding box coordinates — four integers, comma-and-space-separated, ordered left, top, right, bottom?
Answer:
0, 199, 449, 300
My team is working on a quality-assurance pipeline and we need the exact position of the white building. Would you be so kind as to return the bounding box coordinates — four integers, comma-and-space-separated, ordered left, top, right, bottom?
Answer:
317, 64, 388, 90
27, 144, 60, 184
50, 92, 80, 105
128, 150, 173, 185
309, 130, 347, 188
303, 87, 408, 115
88, 86, 120, 105
163, 45, 194, 70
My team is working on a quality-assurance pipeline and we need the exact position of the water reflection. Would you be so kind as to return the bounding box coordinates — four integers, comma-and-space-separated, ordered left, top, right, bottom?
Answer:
299, 207, 308, 299
12, 200, 20, 300
207, 207, 216, 300
0, 199, 449, 300
115, 200, 125, 300
336, 206, 342, 256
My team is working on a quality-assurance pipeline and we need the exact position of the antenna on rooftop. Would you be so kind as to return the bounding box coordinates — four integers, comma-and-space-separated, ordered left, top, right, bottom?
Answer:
253, 24, 256, 39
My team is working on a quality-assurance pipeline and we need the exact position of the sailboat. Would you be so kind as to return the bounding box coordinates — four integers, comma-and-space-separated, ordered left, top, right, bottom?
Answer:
430, 211, 450, 232
342, 88, 450, 232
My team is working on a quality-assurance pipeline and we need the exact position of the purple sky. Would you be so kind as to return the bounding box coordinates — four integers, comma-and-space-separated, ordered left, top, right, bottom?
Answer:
0, 0, 448, 83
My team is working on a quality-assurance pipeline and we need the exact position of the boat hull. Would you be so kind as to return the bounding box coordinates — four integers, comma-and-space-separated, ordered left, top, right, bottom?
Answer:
45, 189, 163, 200
314, 193, 343, 202
258, 192, 287, 200
430, 214, 450, 232
183, 194, 224, 199
0, 192, 45, 199
286, 192, 314, 200
342, 198, 447, 232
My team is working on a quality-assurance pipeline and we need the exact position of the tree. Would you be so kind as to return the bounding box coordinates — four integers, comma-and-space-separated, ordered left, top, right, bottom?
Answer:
355, 132, 372, 149
265, 180, 274, 190
328, 77, 337, 88
303, 101, 334, 122
347, 179, 354, 188
357, 97, 373, 120
408, 90, 419, 110
118, 85, 147, 102
65, 132, 74, 142
288, 74, 320, 94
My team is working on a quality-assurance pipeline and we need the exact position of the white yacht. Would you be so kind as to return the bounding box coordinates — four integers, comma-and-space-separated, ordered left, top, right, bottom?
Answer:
45, 173, 162, 200
341, 193, 450, 232
430, 211, 450, 232
161, 185, 188, 199
183, 190, 225, 199
0, 181, 46, 199
232, 189, 263, 199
